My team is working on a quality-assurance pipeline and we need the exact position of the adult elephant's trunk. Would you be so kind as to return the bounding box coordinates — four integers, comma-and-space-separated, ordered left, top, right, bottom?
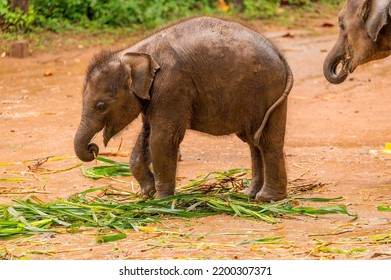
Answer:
323, 35, 349, 84
74, 117, 103, 162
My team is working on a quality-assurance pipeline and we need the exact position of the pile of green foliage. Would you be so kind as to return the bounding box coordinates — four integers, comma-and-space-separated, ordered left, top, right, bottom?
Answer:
0, 157, 356, 240
0, 0, 344, 33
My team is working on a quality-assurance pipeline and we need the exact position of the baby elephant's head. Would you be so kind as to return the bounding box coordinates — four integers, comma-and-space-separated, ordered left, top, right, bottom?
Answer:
74, 50, 160, 162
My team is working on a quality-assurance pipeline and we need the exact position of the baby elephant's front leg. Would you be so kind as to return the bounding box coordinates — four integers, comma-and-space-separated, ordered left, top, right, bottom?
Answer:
130, 121, 155, 197
149, 131, 182, 199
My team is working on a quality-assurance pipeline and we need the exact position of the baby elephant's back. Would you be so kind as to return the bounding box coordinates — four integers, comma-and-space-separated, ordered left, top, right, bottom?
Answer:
168, 17, 284, 67
133, 16, 288, 89
156, 17, 290, 136
169, 17, 287, 92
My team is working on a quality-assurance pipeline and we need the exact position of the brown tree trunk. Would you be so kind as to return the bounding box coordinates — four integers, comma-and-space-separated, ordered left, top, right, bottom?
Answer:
9, 0, 29, 13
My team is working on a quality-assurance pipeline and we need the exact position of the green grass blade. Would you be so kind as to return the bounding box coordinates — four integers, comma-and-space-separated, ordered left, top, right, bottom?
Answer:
377, 205, 391, 211
0, 178, 28, 182
0, 227, 25, 236
96, 231, 126, 243
82, 166, 131, 179
95, 156, 128, 166
293, 205, 357, 217
295, 197, 343, 202
236, 236, 285, 245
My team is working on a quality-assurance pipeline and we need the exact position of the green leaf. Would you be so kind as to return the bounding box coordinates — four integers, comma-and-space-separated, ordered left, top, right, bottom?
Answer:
96, 231, 126, 243
295, 197, 343, 202
82, 165, 131, 179
317, 246, 367, 255
377, 205, 391, 212
0, 177, 28, 182
236, 236, 285, 245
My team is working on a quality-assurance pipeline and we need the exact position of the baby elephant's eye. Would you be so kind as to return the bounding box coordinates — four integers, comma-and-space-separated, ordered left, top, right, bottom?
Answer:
96, 101, 107, 112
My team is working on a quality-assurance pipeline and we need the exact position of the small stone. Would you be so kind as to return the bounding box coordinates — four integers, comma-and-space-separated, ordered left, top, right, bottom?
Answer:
44, 71, 53, 77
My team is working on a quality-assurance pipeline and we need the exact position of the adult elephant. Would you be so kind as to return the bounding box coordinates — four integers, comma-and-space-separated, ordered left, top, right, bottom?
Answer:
324, 0, 391, 84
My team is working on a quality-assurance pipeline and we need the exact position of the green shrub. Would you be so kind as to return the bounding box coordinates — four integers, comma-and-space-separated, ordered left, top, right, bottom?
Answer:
29, 0, 215, 30
0, 0, 36, 33
1, 0, 345, 33
285, 0, 310, 5
242, 0, 280, 18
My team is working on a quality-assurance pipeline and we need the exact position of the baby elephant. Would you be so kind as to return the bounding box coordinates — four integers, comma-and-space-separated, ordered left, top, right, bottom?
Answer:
74, 17, 293, 202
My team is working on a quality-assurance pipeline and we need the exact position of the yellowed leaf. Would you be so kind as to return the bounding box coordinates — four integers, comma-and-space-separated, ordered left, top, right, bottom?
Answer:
380, 142, 391, 154
136, 226, 158, 233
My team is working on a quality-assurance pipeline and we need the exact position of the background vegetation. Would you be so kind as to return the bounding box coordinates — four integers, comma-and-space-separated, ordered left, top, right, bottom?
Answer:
1, 0, 343, 33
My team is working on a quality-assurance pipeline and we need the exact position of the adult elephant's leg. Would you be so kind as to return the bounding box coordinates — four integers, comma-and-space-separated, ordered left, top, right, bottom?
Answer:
255, 100, 288, 202
130, 118, 155, 197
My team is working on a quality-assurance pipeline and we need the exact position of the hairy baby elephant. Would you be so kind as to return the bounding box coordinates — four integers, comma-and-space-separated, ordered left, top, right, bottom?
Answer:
74, 17, 293, 202
324, 0, 391, 84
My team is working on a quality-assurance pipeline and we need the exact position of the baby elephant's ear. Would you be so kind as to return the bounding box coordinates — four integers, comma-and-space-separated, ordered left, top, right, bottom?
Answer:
122, 52, 160, 100
364, 0, 390, 41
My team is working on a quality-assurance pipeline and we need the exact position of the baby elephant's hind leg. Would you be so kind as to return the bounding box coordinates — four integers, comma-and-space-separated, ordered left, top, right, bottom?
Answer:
235, 133, 264, 198
130, 119, 156, 197
255, 100, 288, 202
245, 144, 265, 198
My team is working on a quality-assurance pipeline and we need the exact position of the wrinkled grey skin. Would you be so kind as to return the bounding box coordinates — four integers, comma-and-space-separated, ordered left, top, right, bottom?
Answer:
324, 0, 391, 84
74, 17, 293, 202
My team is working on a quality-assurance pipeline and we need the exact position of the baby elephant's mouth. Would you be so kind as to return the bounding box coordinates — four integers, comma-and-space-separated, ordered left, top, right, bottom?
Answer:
103, 120, 131, 147
103, 124, 114, 147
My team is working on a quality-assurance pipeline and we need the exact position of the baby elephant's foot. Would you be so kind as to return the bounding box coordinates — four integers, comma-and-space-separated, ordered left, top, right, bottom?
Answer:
243, 184, 262, 199
155, 189, 175, 199
140, 184, 156, 198
255, 184, 287, 202
155, 184, 175, 199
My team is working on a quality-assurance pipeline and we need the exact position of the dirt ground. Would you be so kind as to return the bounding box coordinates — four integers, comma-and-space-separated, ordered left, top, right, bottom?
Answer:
0, 17, 390, 260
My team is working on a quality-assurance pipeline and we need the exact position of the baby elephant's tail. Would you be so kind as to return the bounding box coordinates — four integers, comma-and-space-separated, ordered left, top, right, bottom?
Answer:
254, 59, 294, 145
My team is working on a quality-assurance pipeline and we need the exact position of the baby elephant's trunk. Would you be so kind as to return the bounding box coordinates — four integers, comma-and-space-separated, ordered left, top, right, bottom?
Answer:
74, 118, 102, 162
